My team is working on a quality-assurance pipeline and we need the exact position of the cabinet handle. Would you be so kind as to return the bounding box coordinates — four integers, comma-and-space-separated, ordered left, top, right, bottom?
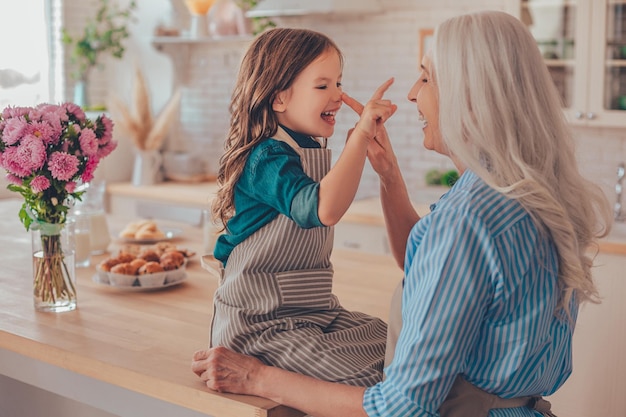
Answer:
342, 241, 361, 249
586, 112, 596, 120
574, 111, 584, 119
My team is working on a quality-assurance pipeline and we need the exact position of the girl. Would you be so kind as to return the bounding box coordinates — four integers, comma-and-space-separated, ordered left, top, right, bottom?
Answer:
208, 28, 397, 386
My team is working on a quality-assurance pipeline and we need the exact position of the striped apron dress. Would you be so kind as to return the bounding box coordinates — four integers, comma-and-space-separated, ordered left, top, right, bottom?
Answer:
386, 281, 557, 416
210, 129, 387, 387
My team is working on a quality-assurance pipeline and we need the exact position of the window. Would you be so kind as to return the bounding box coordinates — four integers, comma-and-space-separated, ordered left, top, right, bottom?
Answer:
0, 0, 53, 107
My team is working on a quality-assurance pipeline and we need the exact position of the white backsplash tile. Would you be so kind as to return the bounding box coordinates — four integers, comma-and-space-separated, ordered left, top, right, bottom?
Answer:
57, 0, 626, 205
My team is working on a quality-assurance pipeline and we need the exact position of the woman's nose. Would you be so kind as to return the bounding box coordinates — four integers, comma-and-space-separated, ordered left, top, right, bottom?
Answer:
407, 81, 419, 102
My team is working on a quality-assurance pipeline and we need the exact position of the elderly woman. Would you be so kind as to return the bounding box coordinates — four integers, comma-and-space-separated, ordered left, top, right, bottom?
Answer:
192, 10, 612, 417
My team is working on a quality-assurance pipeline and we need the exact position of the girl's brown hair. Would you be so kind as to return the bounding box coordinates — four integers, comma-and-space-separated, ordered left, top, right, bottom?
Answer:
212, 28, 343, 229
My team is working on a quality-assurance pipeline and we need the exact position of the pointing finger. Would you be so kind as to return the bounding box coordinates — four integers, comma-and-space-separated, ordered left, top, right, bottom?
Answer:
341, 92, 364, 116
370, 77, 395, 101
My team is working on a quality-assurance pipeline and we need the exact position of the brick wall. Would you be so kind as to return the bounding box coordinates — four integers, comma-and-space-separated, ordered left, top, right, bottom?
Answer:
59, 0, 626, 207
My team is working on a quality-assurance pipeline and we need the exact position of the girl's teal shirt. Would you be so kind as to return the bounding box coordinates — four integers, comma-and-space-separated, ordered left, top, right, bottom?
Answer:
213, 126, 324, 265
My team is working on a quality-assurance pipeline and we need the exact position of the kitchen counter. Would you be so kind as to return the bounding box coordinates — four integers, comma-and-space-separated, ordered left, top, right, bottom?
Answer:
106, 181, 626, 256
0, 198, 402, 417
107, 181, 219, 208
343, 197, 626, 256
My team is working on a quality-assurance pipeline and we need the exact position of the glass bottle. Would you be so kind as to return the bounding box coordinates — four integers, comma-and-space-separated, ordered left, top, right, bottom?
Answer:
76, 180, 111, 255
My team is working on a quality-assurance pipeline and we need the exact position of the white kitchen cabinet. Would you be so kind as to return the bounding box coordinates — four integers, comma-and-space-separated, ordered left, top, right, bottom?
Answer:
334, 222, 391, 254
522, 0, 626, 127
546, 252, 626, 416
335, 197, 435, 255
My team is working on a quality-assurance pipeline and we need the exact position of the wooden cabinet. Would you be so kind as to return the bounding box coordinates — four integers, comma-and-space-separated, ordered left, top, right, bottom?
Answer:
546, 253, 626, 416
522, 0, 626, 127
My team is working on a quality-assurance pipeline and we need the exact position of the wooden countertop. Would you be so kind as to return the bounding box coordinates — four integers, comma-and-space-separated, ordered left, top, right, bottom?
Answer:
107, 181, 626, 256
0, 198, 402, 416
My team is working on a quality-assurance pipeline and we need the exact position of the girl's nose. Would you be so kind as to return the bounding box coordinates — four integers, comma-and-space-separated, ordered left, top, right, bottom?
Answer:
333, 86, 343, 102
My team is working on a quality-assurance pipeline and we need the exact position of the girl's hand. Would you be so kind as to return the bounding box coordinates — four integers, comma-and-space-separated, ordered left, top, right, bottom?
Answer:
347, 78, 397, 143
192, 347, 265, 395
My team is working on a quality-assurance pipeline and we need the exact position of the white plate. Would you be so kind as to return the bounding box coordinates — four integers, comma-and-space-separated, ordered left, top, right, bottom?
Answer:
92, 272, 187, 292
116, 226, 183, 244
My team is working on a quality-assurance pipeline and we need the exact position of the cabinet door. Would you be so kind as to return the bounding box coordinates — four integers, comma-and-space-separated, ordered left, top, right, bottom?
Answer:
546, 253, 626, 416
523, 0, 591, 124
523, 0, 626, 127
587, 0, 626, 127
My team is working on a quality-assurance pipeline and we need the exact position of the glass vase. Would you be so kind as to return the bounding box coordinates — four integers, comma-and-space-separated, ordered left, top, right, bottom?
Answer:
31, 220, 77, 312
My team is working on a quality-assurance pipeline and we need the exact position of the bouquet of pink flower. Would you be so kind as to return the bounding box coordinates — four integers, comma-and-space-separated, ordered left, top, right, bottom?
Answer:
0, 102, 117, 311
0, 102, 116, 227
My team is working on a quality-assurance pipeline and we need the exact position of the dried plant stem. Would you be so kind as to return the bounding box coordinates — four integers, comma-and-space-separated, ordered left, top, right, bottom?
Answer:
106, 66, 180, 152
144, 89, 181, 151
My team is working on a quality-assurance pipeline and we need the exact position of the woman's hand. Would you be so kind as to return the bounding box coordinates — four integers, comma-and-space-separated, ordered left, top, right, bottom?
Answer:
342, 91, 400, 179
192, 346, 369, 417
349, 78, 397, 143
192, 346, 265, 395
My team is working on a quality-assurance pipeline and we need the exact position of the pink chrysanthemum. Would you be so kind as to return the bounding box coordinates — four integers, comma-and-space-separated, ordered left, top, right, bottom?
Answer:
98, 115, 114, 144
3, 135, 47, 177
30, 175, 51, 193
48, 151, 79, 181
1, 101, 117, 227
97, 140, 118, 159
2, 106, 30, 119
44, 118, 63, 144
81, 156, 99, 183
6, 173, 22, 186
61, 102, 86, 122
36, 104, 68, 123
65, 181, 77, 193
28, 120, 57, 145
79, 128, 98, 156
1, 117, 29, 146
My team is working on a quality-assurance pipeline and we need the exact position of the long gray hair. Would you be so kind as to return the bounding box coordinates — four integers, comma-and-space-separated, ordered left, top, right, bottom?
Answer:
432, 11, 612, 314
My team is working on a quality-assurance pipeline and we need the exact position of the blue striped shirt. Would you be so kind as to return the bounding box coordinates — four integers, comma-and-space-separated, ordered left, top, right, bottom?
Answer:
363, 170, 576, 417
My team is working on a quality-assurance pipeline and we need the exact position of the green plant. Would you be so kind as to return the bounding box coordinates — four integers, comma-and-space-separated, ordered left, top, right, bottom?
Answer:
441, 169, 460, 187
62, 0, 137, 81
235, 0, 276, 35
425, 168, 459, 188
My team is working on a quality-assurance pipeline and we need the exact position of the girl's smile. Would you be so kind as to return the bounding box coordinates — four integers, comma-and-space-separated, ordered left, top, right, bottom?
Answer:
273, 49, 344, 138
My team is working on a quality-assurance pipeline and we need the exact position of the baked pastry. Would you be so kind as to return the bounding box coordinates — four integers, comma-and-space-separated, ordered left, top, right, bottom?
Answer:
119, 220, 165, 240
138, 261, 164, 275
128, 258, 147, 275
111, 262, 135, 275
135, 221, 165, 240
160, 251, 185, 268
119, 220, 144, 238
138, 250, 161, 263
160, 259, 179, 271
117, 252, 136, 263
98, 258, 121, 272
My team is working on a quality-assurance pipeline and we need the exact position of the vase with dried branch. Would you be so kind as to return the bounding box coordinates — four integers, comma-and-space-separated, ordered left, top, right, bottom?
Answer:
108, 66, 181, 185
